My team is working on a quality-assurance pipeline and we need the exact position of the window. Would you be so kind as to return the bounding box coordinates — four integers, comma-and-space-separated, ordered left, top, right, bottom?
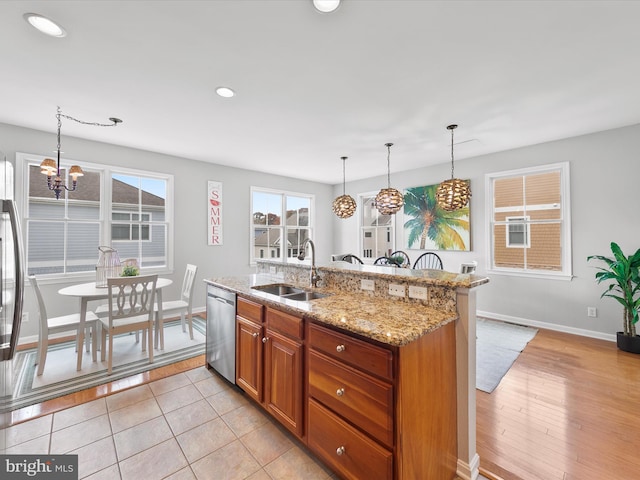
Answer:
18, 153, 173, 278
486, 162, 571, 278
359, 193, 395, 260
506, 216, 529, 247
251, 187, 313, 264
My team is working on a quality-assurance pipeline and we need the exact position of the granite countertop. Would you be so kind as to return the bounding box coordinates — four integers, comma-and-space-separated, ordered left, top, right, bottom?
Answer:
205, 274, 458, 347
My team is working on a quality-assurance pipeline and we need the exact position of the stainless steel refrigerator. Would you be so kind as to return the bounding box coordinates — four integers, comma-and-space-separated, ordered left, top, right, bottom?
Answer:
0, 149, 26, 442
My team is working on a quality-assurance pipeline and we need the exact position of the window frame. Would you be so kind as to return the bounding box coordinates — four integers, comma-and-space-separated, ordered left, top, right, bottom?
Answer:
16, 152, 174, 284
485, 161, 572, 280
111, 210, 153, 242
249, 186, 315, 265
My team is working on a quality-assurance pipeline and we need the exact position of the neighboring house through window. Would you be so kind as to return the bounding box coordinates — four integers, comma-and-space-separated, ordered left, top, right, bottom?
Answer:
17, 153, 173, 278
251, 187, 313, 263
359, 193, 394, 261
486, 162, 571, 278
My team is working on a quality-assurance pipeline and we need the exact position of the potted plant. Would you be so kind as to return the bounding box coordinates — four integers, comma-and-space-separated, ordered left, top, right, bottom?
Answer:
587, 242, 640, 353
121, 264, 140, 277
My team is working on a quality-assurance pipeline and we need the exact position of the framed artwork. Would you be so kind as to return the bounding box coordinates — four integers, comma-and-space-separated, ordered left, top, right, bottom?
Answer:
208, 180, 223, 245
403, 182, 470, 251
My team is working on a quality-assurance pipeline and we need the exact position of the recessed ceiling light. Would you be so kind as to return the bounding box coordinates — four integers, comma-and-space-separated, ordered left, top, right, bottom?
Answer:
23, 13, 66, 38
216, 87, 235, 98
313, 0, 341, 14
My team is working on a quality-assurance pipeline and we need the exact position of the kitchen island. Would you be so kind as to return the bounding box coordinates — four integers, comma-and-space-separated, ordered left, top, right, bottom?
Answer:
206, 261, 488, 480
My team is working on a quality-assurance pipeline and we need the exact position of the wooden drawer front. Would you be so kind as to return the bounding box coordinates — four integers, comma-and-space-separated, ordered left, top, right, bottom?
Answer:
237, 297, 263, 324
308, 399, 393, 480
309, 351, 393, 447
266, 308, 303, 340
308, 323, 393, 380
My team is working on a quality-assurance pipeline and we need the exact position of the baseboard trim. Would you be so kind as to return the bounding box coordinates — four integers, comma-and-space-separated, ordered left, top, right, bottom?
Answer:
476, 310, 615, 342
457, 453, 480, 480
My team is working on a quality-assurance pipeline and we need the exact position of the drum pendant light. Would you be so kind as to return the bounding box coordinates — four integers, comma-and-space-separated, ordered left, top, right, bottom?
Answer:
374, 143, 404, 215
436, 124, 471, 211
332, 156, 357, 218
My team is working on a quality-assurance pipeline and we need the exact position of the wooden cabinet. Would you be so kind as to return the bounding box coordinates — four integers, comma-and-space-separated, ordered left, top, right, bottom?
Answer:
307, 320, 458, 480
236, 295, 458, 479
235, 297, 304, 439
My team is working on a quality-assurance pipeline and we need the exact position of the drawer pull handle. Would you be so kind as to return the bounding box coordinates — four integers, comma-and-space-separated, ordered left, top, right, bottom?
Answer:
252, 333, 258, 338
262, 337, 268, 343
336, 446, 345, 456
336, 388, 345, 397
336, 344, 345, 353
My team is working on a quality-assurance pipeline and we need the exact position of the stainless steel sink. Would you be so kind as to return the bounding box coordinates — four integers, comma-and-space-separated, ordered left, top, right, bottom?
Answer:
252, 284, 304, 296
251, 283, 332, 302
281, 291, 331, 301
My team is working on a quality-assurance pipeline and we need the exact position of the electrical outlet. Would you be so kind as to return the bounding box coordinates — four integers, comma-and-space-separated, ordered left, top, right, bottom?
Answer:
408, 286, 428, 300
22, 312, 29, 323
388, 284, 405, 297
587, 307, 597, 318
361, 279, 375, 291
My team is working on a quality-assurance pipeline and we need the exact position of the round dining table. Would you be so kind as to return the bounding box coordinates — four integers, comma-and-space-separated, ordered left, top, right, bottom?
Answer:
58, 277, 173, 371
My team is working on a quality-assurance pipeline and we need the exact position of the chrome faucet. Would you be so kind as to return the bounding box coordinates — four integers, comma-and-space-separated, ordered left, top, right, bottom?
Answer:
297, 238, 319, 288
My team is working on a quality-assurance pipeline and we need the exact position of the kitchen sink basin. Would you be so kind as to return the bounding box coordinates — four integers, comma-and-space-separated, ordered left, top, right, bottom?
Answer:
281, 291, 332, 301
251, 283, 332, 302
252, 284, 304, 296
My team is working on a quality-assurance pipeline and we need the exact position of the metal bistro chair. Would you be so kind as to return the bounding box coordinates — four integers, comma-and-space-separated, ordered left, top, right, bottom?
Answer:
99, 274, 158, 374
29, 275, 99, 376
412, 252, 444, 270
341, 254, 364, 265
374, 256, 394, 266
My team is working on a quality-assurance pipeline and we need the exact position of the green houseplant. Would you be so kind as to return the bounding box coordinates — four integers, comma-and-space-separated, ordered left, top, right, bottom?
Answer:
587, 242, 640, 353
121, 264, 140, 277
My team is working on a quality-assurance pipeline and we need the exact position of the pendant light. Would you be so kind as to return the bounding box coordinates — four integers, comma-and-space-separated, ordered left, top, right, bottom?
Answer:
40, 106, 122, 199
332, 156, 356, 219
375, 143, 404, 215
436, 124, 471, 211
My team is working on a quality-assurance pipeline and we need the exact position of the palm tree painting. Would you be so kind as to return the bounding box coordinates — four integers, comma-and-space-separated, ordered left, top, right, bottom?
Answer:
403, 183, 470, 251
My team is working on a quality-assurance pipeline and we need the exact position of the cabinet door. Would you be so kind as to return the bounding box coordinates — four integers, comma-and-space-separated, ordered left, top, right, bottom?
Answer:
236, 317, 263, 403
264, 329, 303, 438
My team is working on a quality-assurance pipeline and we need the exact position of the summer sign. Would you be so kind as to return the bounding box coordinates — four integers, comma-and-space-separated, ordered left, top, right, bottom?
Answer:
208, 181, 223, 245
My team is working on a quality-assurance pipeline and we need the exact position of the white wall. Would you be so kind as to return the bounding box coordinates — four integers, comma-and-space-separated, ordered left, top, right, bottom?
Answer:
332, 124, 640, 339
0, 122, 334, 340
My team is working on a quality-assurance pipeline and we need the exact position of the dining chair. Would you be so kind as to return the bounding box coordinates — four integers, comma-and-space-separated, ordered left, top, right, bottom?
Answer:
389, 250, 411, 267
374, 256, 393, 265
154, 264, 198, 350
341, 254, 363, 265
99, 274, 158, 374
29, 275, 99, 376
412, 252, 443, 270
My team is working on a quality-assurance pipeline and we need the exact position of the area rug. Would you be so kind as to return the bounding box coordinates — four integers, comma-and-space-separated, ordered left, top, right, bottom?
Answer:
476, 317, 538, 393
3, 316, 206, 411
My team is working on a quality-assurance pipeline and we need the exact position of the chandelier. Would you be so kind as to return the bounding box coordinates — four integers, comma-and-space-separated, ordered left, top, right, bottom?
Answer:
374, 143, 404, 215
40, 106, 122, 199
332, 156, 356, 219
436, 124, 471, 211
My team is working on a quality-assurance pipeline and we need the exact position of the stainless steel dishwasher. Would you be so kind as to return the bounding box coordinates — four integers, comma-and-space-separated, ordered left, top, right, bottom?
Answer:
206, 285, 236, 384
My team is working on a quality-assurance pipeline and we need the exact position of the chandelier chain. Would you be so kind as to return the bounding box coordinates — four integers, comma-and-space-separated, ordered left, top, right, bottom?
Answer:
450, 126, 455, 179
386, 143, 392, 188
341, 156, 347, 196
57, 105, 121, 128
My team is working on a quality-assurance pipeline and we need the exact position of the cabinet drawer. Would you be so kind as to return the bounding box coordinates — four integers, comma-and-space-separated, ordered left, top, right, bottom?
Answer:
237, 297, 263, 324
266, 308, 303, 340
309, 350, 393, 447
308, 399, 393, 480
308, 323, 393, 380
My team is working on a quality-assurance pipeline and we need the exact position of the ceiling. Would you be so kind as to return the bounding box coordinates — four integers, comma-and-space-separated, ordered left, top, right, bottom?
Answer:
1, 1, 639, 185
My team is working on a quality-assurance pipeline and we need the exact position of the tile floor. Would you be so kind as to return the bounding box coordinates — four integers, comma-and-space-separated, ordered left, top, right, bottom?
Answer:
2, 366, 338, 480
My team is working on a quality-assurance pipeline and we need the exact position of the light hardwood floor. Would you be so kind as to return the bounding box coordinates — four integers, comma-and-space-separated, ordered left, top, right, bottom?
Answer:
477, 327, 640, 480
